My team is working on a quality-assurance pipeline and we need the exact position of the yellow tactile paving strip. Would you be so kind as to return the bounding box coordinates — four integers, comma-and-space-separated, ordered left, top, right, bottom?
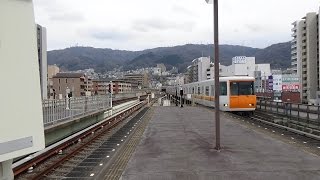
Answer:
103, 107, 154, 180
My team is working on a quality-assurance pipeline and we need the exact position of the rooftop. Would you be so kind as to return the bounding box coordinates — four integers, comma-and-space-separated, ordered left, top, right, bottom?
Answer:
53, 73, 85, 78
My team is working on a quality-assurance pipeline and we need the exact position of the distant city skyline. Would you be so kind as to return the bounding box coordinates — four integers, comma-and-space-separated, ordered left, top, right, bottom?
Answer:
34, 0, 320, 51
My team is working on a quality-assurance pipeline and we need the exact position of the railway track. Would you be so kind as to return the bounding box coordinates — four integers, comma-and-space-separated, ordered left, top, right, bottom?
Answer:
14, 97, 149, 179
227, 111, 320, 156
196, 102, 320, 155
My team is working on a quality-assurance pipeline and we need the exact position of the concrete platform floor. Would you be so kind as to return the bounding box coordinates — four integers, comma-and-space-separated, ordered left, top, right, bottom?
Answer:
120, 107, 320, 180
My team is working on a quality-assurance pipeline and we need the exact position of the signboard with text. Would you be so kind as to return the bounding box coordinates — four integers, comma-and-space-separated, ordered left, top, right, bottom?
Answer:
282, 84, 299, 91
232, 56, 247, 64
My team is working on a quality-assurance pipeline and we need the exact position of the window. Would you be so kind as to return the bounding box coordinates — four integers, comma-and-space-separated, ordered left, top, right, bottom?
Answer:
66, 79, 68, 83
238, 82, 254, 95
205, 86, 209, 96
197, 87, 200, 95
230, 82, 254, 95
59, 79, 61, 84
220, 82, 227, 96
210, 85, 214, 96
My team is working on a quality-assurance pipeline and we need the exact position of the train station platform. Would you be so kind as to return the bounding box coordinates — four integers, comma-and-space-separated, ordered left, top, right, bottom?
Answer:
120, 106, 320, 180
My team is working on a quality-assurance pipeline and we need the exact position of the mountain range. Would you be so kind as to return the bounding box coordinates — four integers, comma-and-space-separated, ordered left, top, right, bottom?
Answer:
48, 42, 291, 73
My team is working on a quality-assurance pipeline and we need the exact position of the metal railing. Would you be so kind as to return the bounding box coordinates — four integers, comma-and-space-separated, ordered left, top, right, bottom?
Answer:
43, 95, 110, 127
257, 100, 320, 134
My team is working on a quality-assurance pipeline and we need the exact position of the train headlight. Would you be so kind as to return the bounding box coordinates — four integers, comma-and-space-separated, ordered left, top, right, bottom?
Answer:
249, 103, 254, 106
224, 104, 228, 107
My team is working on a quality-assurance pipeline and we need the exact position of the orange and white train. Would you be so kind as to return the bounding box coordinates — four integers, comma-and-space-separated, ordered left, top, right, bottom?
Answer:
166, 76, 256, 112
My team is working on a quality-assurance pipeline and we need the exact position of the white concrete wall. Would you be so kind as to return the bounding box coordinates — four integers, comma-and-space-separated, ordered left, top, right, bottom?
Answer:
0, 0, 45, 162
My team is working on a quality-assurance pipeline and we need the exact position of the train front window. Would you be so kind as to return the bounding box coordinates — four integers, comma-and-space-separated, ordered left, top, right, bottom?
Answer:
230, 81, 254, 95
239, 82, 254, 95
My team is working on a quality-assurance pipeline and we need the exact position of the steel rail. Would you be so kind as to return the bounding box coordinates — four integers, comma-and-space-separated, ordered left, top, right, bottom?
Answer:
13, 97, 147, 178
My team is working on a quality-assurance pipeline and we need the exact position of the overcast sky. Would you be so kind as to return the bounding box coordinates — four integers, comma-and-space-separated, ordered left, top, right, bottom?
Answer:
34, 0, 320, 51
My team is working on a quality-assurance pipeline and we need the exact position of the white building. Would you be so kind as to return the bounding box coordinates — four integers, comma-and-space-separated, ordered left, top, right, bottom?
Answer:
188, 57, 211, 82
272, 74, 283, 92
37, 24, 47, 99
292, 11, 319, 104
227, 56, 271, 77
226, 56, 256, 76
175, 75, 185, 86
206, 63, 228, 79
152, 67, 162, 76
188, 56, 271, 84
157, 63, 166, 73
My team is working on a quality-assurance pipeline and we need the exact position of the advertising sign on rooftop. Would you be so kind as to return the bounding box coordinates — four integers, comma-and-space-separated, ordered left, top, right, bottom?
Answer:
232, 56, 247, 64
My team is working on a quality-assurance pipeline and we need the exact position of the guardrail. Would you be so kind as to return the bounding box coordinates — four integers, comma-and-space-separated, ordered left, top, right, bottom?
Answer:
257, 100, 320, 134
42, 95, 110, 126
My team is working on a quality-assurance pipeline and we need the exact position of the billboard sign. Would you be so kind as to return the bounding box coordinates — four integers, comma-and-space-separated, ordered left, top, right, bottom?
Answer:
282, 84, 299, 91
232, 56, 247, 64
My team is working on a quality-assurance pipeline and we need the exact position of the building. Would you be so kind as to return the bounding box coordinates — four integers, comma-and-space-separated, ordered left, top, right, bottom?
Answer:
282, 74, 300, 92
123, 73, 149, 88
52, 73, 92, 98
206, 63, 228, 80
112, 80, 133, 94
292, 11, 319, 104
226, 56, 271, 77
48, 65, 60, 99
257, 72, 300, 102
48, 65, 60, 79
157, 63, 166, 73
188, 57, 211, 83
92, 79, 109, 95
152, 68, 162, 76
186, 56, 271, 84
92, 79, 133, 95
37, 24, 47, 99
175, 75, 185, 86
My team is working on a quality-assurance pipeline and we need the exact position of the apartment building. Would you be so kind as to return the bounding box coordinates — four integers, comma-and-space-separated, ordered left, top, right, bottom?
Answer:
292, 12, 319, 104
123, 73, 149, 88
52, 73, 92, 98
187, 57, 211, 83
92, 79, 133, 95
37, 24, 47, 99
92, 79, 109, 95
112, 80, 133, 94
